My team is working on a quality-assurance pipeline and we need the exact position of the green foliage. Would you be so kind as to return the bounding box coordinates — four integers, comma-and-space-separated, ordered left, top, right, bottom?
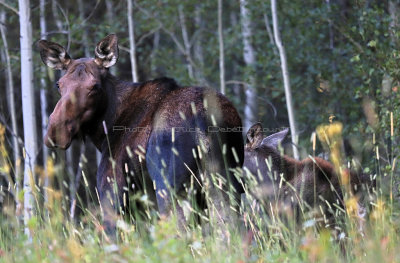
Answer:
1, 0, 400, 261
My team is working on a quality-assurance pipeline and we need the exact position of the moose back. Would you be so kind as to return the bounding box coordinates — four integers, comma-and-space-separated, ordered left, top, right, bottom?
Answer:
38, 34, 244, 232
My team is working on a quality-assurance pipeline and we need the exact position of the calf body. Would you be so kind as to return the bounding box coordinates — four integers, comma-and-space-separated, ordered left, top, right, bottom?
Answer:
243, 123, 373, 226
38, 34, 244, 232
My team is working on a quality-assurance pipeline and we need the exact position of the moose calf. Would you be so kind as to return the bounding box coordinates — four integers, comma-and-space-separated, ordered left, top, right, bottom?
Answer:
243, 123, 374, 229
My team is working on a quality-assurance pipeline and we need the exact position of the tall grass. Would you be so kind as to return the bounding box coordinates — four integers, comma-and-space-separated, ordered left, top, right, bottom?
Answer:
0, 121, 398, 263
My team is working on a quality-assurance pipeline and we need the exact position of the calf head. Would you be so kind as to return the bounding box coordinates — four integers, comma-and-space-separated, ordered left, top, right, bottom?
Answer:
38, 34, 118, 149
244, 123, 289, 178
243, 123, 290, 202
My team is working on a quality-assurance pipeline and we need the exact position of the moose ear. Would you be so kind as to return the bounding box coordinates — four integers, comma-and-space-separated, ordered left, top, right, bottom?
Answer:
246, 123, 264, 149
261, 128, 289, 149
38, 40, 71, 70
94, 34, 118, 68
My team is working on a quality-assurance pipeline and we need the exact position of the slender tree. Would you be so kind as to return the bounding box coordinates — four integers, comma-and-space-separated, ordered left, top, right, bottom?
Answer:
106, 0, 117, 76
0, 10, 20, 198
218, 0, 225, 94
178, 5, 194, 79
39, 0, 49, 204
19, 0, 38, 236
263, 13, 277, 54
78, 0, 90, 58
194, 5, 205, 85
240, 0, 258, 132
51, 0, 63, 32
270, 0, 299, 159
127, 0, 139, 82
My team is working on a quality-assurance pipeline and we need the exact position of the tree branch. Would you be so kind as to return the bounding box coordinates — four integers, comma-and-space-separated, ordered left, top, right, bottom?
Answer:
136, 25, 161, 47
0, 1, 18, 16
134, 2, 199, 72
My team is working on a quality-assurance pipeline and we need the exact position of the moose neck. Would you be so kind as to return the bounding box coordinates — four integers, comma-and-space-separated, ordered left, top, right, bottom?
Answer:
84, 72, 135, 152
267, 149, 300, 181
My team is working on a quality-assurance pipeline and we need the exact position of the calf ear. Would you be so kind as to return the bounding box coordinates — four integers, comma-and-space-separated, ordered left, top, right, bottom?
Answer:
38, 40, 71, 70
94, 34, 118, 68
261, 128, 289, 149
246, 123, 264, 149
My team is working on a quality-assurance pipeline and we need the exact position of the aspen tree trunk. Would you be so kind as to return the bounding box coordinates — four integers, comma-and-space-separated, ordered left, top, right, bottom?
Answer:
270, 0, 299, 159
106, 0, 117, 76
127, 0, 139, 82
0, 10, 20, 199
178, 5, 194, 79
39, 0, 49, 204
229, 11, 242, 100
150, 29, 160, 74
218, 0, 225, 94
19, 0, 38, 236
51, 0, 62, 32
194, 5, 205, 85
240, 0, 258, 132
78, 0, 90, 58
263, 13, 277, 55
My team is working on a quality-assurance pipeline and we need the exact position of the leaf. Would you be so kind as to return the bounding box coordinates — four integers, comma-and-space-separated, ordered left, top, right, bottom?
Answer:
367, 40, 377, 47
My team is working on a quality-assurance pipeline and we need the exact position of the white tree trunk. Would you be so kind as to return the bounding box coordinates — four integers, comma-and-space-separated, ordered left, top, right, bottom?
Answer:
270, 0, 299, 159
240, 0, 258, 132
51, 0, 63, 32
78, 0, 90, 57
106, 0, 117, 76
39, 0, 49, 204
127, 0, 139, 82
218, 0, 225, 94
263, 13, 277, 55
0, 10, 21, 199
178, 5, 194, 79
194, 5, 205, 84
19, 0, 38, 236
0, 10, 21, 194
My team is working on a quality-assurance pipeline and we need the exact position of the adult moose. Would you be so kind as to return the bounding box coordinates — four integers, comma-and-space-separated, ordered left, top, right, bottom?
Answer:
243, 123, 374, 228
38, 34, 244, 234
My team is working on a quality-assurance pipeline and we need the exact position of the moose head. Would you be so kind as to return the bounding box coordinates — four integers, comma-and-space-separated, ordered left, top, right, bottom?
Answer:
244, 123, 289, 179
38, 34, 118, 149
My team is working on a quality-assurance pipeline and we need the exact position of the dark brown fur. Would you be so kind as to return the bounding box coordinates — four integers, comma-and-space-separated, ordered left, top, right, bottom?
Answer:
38, 35, 244, 233
243, 123, 374, 226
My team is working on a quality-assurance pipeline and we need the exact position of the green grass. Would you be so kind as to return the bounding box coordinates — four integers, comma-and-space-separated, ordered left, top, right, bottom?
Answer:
0, 169, 398, 263
0, 125, 399, 263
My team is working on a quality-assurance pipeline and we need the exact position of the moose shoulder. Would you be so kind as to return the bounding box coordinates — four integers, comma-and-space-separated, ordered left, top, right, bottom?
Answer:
243, 123, 373, 225
38, 34, 244, 233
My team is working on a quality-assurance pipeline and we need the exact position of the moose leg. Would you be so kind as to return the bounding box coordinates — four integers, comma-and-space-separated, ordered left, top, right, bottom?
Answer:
202, 130, 243, 241
155, 185, 186, 231
146, 130, 199, 233
203, 157, 240, 241
97, 159, 128, 238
